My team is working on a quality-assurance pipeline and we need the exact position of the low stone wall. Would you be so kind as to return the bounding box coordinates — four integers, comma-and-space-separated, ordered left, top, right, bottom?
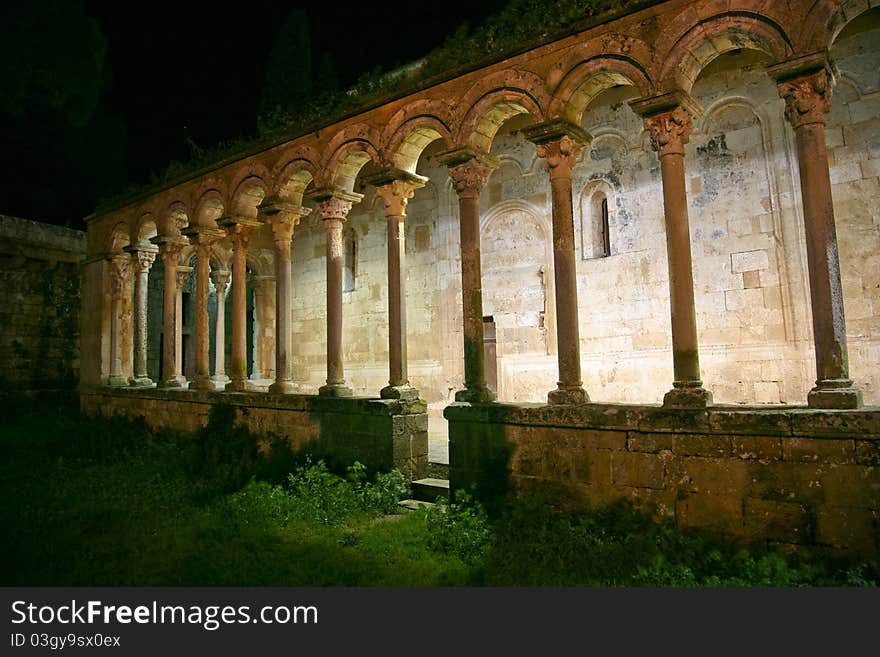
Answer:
445, 403, 880, 558
81, 388, 429, 480
0, 215, 85, 394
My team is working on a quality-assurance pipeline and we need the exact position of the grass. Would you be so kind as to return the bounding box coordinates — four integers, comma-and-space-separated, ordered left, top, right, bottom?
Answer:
0, 397, 876, 587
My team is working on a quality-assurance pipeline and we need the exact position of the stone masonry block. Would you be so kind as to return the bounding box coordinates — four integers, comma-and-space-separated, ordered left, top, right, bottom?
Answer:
782, 438, 857, 465
731, 250, 769, 273
743, 498, 813, 545
611, 451, 664, 490
672, 433, 733, 458
627, 432, 673, 453
821, 465, 880, 508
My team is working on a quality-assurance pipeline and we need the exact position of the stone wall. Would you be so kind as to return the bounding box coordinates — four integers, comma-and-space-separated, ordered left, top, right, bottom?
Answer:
445, 403, 880, 558
80, 387, 429, 480
0, 215, 85, 393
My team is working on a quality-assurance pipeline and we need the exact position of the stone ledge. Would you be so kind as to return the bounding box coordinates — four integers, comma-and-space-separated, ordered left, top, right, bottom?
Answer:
80, 386, 427, 416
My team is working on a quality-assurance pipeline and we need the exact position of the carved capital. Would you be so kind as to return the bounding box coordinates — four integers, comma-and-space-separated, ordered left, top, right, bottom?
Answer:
375, 179, 422, 218
108, 255, 130, 300
175, 266, 193, 292
777, 69, 832, 129
447, 158, 496, 197
535, 135, 582, 178
210, 270, 231, 293
153, 237, 187, 267
128, 249, 157, 274
644, 107, 694, 156
317, 197, 354, 222
219, 215, 261, 247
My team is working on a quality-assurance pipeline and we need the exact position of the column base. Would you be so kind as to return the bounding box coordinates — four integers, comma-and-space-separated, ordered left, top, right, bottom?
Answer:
128, 376, 154, 388
268, 380, 298, 395
548, 386, 589, 405
381, 384, 420, 402
663, 382, 713, 408
454, 386, 495, 403
158, 376, 185, 389
808, 380, 862, 409
212, 374, 230, 384
319, 383, 353, 398
225, 378, 252, 393
108, 375, 129, 387
189, 375, 215, 391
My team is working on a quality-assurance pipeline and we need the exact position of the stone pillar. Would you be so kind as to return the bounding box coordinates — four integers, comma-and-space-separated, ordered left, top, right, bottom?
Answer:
174, 265, 193, 385
250, 275, 276, 382
436, 148, 497, 403
261, 199, 311, 394
107, 254, 130, 386
152, 237, 187, 388
630, 91, 712, 408
210, 269, 231, 383
124, 246, 157, 386
310, 188, 363, 397
218, 217, 261, 392
768, 54, 862, 409
524, 120, 592, 405
366, 169, 427, 401
182, 227, 222, 391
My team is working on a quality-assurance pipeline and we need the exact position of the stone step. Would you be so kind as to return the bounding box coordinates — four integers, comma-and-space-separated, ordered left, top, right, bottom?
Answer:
398, 499, 436, 511
427, 461, 449, 480
411, 477, 450, 502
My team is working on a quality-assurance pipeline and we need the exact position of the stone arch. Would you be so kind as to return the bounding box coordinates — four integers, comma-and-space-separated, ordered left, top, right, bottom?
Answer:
454, 69, 549, 153
796, 0, 871, 51
193, 188, 225, 228
550, 55, 654, 124
133, 213, 158, 248
323, 123, 381, 192
107, 221, 131, 254
229, 163, 271, 218
159, 201, 191, 237
659, 13, 793, 93
271, 146, 321, 205
381, 100, 453, 172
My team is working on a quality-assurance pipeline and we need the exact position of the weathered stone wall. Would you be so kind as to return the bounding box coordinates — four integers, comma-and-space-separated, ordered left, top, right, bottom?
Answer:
445, 403, 880, 558
80, 387, 429, 479
0, 215, 85, 393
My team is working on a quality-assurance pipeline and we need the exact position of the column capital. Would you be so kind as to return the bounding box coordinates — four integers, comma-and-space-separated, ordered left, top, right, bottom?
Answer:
436, 147, 499, 198
151, 236, 188, 264
181, 225, 224, 247
307, 187, 363, 222
259, 198, 311, 244
175, 265, 193, 292
218, 214, 262, 240
210, 269, 231, 292
366, 169, 428, 218
524, 120, 592, 179
767, 53, 834, 129
107, 254, 130, 299
124, 244, 158, 273
630, 90, 702, 157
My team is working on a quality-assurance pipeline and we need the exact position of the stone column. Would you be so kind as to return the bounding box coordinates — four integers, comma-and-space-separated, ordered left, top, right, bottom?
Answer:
436, 148, 497, 403
152, 238, 187, 388
630, 91, 712, 408
310, 188, 363, 397
218, 217, 260, 392
107, 254, 130, 386
250, 275, 276, 381
174, 265, 193, 385
124, 246, 157, 386
261, 199, 311, 394
524, 120, 592, 405
366, 169, 427, 401
768, 54, 862, 409
210, 269, 231, 383
182, 227, 222, 391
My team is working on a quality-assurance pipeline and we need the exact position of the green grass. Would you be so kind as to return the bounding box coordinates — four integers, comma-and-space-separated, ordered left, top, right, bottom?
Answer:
0, 398, 876, 587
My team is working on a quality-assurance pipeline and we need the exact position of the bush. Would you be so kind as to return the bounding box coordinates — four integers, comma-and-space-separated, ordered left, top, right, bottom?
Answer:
425, 490, 492, 564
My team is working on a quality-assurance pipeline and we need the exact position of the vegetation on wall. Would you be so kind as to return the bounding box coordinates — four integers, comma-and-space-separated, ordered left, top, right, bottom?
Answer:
95, 0, 656, 214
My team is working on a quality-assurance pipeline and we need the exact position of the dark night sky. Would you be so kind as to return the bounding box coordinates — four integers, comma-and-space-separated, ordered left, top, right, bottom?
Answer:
0, 1, 511, 228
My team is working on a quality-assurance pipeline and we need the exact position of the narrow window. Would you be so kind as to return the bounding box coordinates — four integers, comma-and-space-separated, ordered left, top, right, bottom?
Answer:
600, 195, 610, 257
343, 230, 357, 292
586, 190, 611, 258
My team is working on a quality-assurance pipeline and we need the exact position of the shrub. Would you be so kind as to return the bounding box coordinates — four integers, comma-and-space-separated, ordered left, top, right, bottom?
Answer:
425, 490, 492, 564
